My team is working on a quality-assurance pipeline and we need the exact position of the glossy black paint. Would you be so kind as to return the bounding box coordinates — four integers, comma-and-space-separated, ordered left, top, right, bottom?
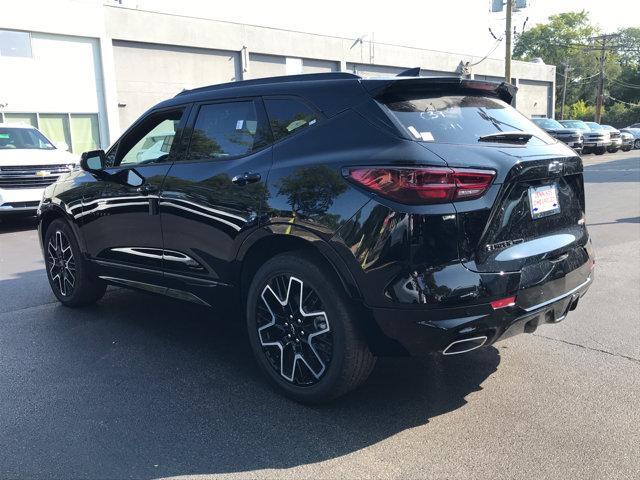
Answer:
38, 73, 594, 356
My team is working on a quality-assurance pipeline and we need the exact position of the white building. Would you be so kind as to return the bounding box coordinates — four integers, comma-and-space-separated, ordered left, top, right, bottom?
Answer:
0, 0, 556, 153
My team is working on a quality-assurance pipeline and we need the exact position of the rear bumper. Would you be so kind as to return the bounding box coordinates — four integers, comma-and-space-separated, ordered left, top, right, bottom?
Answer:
368, 254, 594, 356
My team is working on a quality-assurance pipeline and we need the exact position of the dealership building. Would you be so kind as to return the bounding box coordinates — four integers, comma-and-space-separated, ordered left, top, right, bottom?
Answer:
0, 0, 556, 153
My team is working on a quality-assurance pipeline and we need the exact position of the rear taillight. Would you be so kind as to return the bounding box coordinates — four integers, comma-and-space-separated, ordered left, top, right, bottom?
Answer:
344, 167, 495, 205
490, 296, 516, 309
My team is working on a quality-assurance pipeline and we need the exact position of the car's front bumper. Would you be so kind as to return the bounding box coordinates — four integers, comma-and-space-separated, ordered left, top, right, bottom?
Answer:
0, 187, 45, 214
368, 252, 594, 356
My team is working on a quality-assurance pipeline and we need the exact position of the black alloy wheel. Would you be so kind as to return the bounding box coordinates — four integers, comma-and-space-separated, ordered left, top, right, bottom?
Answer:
44, 218, 106, 307
246, 253, 376, 402
46, 229, 76, 297
256, 274, 332, 385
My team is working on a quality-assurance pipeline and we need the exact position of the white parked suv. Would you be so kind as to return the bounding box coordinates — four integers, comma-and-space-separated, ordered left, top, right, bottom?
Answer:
0, 123, 78, 216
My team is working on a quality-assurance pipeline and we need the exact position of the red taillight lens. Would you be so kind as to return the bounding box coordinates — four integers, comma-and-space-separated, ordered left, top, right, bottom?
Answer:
490, 296, 516, 309
345, 167, 495, 205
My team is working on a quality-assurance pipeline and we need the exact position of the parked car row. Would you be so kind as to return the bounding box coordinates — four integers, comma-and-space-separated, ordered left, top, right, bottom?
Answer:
531, 117, 639, 155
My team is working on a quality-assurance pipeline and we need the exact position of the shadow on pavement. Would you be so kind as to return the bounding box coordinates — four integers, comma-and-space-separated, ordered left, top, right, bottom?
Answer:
0, 279, 500, 479
0, 214, 38, 233
588, 216, 640, 226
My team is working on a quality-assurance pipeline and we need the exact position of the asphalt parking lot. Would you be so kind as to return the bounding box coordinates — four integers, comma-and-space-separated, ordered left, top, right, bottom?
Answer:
0, 150, 638, 480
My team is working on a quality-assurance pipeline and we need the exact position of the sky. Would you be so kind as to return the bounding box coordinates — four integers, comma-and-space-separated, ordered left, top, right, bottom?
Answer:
128, 0, 640, 59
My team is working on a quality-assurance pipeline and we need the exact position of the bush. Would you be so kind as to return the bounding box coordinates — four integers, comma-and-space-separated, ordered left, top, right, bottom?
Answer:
557, 100, 640, 128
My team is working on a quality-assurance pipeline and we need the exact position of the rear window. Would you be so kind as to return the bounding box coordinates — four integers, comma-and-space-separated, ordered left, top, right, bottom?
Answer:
381, 95, 553, 146
532, 118, 564, 130
559, 120, 589, 131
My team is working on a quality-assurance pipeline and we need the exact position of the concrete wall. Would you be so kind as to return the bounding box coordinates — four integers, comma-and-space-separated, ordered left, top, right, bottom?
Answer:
113, 41, 241, 129
1, 0, 556, 146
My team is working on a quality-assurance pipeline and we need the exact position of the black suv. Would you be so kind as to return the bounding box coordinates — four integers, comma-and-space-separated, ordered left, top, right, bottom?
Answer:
38, 73, 594, 402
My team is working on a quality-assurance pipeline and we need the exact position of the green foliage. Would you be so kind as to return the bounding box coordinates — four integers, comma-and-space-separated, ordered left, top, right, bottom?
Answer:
513, 13, 639, 122
602, 103, 640, 128
566, 100, 594, 120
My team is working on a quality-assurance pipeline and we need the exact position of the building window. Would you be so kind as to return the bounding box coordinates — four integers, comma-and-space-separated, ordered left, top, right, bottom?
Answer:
0, 112, 100, 153
70, 114, 100, 153
39, 114, 72, 150
0, 30, 32, 58
2, 113, 37, 128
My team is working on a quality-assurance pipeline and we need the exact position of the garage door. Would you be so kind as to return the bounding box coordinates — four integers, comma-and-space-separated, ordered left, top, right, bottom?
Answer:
347, 63, 406, 78
113, 41, 241, 131
248, 53, 287, 79
517, 80, 552, 118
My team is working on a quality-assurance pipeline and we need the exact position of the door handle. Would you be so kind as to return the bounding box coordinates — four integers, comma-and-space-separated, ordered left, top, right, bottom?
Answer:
137, 183, 158, 195
232, 172, 261, 186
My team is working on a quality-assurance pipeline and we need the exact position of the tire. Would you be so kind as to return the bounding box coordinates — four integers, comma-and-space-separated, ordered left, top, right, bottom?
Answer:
595, 147, 606, 155
44, 218, 106, 307
635, 139, 640, 149
582, 147, 591, 155
622, 146, 632, 152
246, 252, 376, 403
607, 147, 618, 153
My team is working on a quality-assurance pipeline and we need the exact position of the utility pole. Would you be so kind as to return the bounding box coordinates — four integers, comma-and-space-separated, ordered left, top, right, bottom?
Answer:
504, 0, 512, 83
560, 63, 569, 120
592, 33, 620, 123
595, 36, 607, 123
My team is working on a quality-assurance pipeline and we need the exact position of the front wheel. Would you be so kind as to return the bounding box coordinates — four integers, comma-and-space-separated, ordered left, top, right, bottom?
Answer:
635, 139, 640, 149
246, 252, 376, 403
44, 218, 106, 307
607, 147, 618, 153
595, 147, 606, 155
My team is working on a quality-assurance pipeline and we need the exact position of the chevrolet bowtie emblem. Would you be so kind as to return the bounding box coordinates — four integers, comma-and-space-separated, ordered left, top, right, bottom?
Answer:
35, 170, 50, 177
548, 161, 564, 175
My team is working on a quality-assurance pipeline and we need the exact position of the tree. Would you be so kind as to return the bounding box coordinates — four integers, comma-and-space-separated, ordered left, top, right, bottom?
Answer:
512, 11, 636, 119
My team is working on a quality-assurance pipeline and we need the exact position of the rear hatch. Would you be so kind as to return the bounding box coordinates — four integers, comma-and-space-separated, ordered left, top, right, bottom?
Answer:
368, 77, 590, 276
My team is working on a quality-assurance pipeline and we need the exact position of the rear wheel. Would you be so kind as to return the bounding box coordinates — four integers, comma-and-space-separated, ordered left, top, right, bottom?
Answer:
44, 218, 106, 307
246, 252, 376, 403
635, 139, 640, 149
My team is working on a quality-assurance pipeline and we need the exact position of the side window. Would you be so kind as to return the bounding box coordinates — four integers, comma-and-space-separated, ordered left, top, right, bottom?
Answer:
116, 108, 185, 166
264, 98, 318, 141
187, 101, 266, 161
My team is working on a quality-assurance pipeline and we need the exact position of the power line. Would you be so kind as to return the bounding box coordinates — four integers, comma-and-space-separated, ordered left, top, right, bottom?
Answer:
609, 78, 640, 89
606, 95, 640, 107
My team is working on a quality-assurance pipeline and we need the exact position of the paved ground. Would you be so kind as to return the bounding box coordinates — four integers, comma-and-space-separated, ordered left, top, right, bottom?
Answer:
0, 150, 638, 480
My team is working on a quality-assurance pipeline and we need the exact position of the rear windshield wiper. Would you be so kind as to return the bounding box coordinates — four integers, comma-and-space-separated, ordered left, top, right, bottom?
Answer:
478, 131, 534, 144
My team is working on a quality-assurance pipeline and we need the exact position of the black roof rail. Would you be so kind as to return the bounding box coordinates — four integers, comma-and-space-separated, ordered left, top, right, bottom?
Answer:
175, 72, 361, 97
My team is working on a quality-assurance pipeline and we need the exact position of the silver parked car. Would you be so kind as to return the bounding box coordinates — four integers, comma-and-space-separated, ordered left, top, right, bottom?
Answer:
620, 131, 634, 152
600, 125, 623, 153
620, 128, 640, 149
559, 120, 610, 155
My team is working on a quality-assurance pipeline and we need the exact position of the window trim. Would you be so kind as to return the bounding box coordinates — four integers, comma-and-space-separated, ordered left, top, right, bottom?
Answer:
261, 94, 324, 146
108, 104, 191, 169
180, 96, 273, 165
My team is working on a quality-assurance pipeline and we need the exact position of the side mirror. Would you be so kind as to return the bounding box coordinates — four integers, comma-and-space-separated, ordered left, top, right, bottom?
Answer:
55, 141, 69, 151
80, 150, 106, 172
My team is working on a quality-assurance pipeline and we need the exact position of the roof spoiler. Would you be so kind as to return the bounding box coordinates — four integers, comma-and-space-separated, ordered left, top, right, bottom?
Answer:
362, 76, 517, 104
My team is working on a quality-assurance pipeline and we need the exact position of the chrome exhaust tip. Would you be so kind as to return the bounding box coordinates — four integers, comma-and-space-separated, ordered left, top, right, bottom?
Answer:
442, 336, 488, 355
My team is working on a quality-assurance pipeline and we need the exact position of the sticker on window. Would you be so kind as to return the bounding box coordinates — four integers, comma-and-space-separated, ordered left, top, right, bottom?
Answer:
236, 120, 244, 130
420, 131, 434, 142
407, 126, 421, 139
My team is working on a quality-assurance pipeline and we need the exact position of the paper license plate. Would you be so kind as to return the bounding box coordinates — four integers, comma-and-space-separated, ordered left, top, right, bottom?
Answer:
529, 184, 560, 219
